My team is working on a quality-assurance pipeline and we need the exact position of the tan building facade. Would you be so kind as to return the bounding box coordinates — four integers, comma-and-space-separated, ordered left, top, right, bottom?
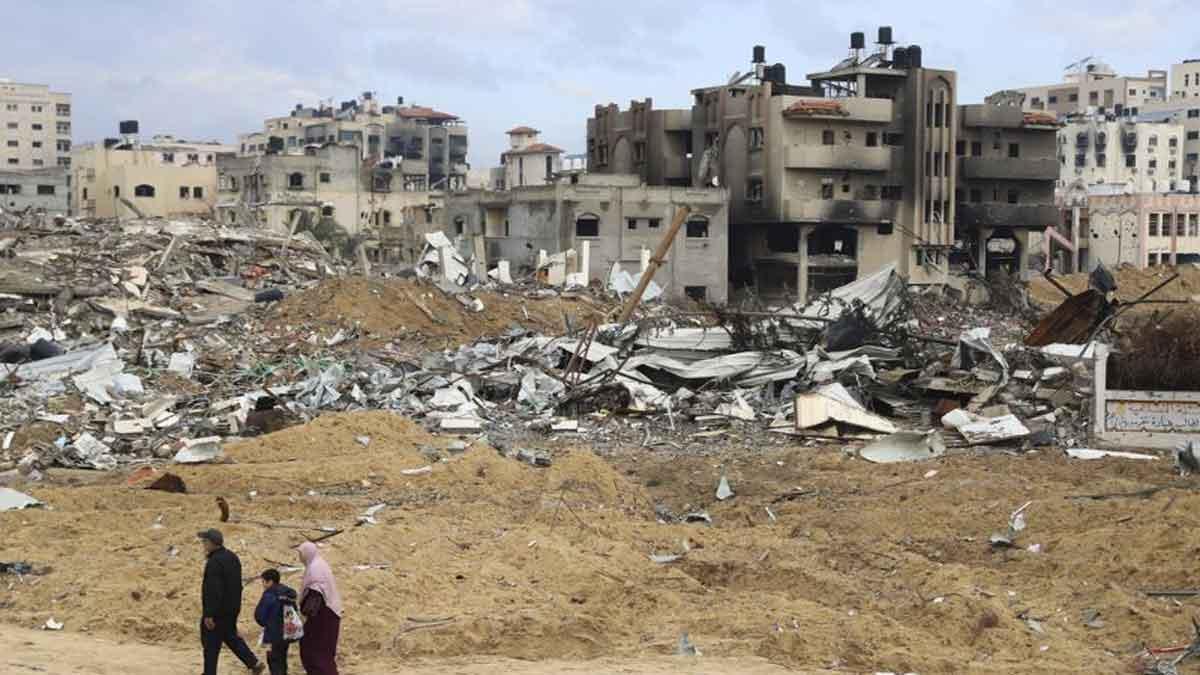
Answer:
1086, 193, 1200, 268
239, 92, 469, 192
1014, 62, 1168, 118
72, 135, 235, 219
498, 126, 563, 189
445, 173, 729, 303
0, 80, 71, 170
1171, 60, 1200, 101
1058, 118, 1186, 193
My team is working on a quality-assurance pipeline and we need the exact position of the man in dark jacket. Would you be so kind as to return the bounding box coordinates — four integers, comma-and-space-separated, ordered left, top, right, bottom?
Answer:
254, 568, 298, 674
198, 529, 265, 675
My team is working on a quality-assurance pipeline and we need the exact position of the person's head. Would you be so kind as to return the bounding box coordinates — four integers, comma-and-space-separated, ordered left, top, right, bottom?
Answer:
197, 528, 223, 554
298, 541, 318, 566
260, 568, 280, 589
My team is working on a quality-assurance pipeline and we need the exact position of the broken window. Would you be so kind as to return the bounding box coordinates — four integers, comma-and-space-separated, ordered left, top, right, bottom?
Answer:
971, 141, 982, 157
955, 140, 965, 156
634, 141, 646, 162
31, 141, 41, 148
288, 172, 304, 189
57, 157, 70, 167
31, 159, 43, 166
5, 122, 15, 130
322, 206, 334, 218
1190, 214, 1199, 237
686, 216, 710, 238
1178, 215, 1187, 236
36, 185, 54, 195
193, 187, 203, 199
881, 185, 902, 200
575, 214, 600, 237
969, 188, 982, 203
1126, 154, 1137, 168
866, 132, 878, 148
648, 218, 661, 228
1149, 213, 1160, 236
883, 132, 904, 146
6, 158, 16, 165
627, 217, 638, 230
862, 184, 879, 200
162, 153, 174, 163
55, 122, 70, 134
684, 286, 707, 301
747, 177, 763, 203
1069, 93, 1079, 102
454, 216, 465, 235
114, 186, 120, 198
5, 140, 15, 147
750, 127, 764, 149
134, 184, 155, 198
1008, 143, 1020, 158
821, 130, 835, 145
820, 179, 834, 200
1007, 189, 1019, 204
1149, 135, 1159, 148
1097, 153, 1107, 167
179, 186, 190, 199
56, 140, 70, 152
934, 152, 942, 177
545, 155, 553, 180
31, 123, 42, 131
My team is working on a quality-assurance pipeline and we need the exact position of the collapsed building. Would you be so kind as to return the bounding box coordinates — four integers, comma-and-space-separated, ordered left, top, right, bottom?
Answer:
587, 29, 1060, 300
0, 167, 69, 214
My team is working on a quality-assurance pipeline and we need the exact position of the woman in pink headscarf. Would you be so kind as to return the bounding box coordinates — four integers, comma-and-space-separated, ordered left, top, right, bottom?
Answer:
297, 542, 342, 675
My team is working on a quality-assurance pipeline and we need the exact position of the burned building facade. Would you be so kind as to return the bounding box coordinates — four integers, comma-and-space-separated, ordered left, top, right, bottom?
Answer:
587, 30, 1060, 300
955, 106, 1060, 275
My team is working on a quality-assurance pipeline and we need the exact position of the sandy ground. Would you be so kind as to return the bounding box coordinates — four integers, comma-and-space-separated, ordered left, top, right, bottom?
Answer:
5, 411, 1200, 673
0, 626, 794, 675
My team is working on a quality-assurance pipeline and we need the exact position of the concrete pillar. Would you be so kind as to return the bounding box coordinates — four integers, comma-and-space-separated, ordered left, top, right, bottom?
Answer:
1171, 209, 1179, 266
537, 249, 547, 269
977, 227, 990, 276
640, 247, 650, 274
581, 240, 591, 282
797, 224, 810, 302
1071, 205, 1081, 273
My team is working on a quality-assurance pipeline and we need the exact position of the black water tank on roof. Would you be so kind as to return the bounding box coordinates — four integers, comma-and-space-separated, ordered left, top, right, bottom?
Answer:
878, 26, 893, 44
397, 96, 404, 105
892, 47, 909, 68
851, 32, 866, 50
909, 45, 923, 68
764, 63, 787, 85
118, 120, 138, 134
753, 45, 766, 64
103, 138, 119, 148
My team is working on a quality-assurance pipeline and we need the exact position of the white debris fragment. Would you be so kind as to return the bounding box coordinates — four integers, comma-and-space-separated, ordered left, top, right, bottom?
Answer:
716, 475, 735, 501
173, 437, 223, 464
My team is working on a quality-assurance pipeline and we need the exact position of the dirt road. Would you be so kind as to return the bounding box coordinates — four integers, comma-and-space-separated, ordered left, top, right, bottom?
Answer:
0, 626, 795, 675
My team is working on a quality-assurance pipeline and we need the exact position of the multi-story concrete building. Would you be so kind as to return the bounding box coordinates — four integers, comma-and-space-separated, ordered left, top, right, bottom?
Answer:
587, 30, 1060, 299
72, 126, 235, 219
1057, 117, 1186, 193
1171, 59, 1200, 101
1013, 60, 1168, 118
445, 173, 729, 303
238, 92, 469, 191
216, 144, 440, 258
496, 126, 563, 189
0, 80, 71, 171
1137, 100, 1200, 192
0, 167, 69, 213
1085, 193, 1200, 267
955, 106, 1060, 275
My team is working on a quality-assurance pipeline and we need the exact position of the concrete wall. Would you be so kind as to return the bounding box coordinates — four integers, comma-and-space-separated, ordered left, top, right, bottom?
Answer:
1087, 193, 1200, 268
72, 141, 232, 218
0, 168, 69, 213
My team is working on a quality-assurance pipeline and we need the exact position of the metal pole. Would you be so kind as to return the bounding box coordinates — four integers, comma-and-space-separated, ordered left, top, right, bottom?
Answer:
616, 206, 691, 324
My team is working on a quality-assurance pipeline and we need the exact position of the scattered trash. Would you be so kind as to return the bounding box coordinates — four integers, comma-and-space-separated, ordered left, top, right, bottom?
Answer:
990, 501, 1031, 549
715, 475, 734, 501
0, 487, 42, 511
1066, 448, 1157, 461
676, 632, 701, 657
859, 431, 946, 464
43, 618, 63, 631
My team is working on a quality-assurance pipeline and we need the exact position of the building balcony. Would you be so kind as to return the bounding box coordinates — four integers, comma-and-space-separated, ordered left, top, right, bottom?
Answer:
784, 198, 900, 223
958, 157, 1060, 181
956, 203, 1058, 229
786, 146, 896, 172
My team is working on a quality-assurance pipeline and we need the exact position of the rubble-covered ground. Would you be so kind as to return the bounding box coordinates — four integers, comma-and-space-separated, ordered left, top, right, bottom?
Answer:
5, 411, 1200, 673
7, 216, 1200, 672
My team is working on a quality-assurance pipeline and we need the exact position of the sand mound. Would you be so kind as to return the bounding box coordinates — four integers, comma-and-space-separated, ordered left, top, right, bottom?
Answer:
1029, 264, 1200, 308
267, 278, 610, 349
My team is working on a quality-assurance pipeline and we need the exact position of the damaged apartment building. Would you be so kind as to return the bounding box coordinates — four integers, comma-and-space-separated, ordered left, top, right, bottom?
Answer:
71, 121, 235, 219
446, 128, 729, 303
238, 92, 469, 191
221, 93, 471, 262
0, 79, 72, 214
587, 29, 1059, 300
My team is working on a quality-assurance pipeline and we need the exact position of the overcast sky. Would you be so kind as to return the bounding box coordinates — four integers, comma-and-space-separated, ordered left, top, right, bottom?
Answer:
6, 0, 1198, 166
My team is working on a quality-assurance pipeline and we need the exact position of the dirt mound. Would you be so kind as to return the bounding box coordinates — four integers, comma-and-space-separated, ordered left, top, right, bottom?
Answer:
1029, 264, 1200, 308
267, 277, 610, 349
6, 411, 1200, 672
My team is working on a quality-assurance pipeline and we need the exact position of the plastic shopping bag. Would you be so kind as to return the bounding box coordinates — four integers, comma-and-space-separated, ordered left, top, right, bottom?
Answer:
282, 603, 305, 642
